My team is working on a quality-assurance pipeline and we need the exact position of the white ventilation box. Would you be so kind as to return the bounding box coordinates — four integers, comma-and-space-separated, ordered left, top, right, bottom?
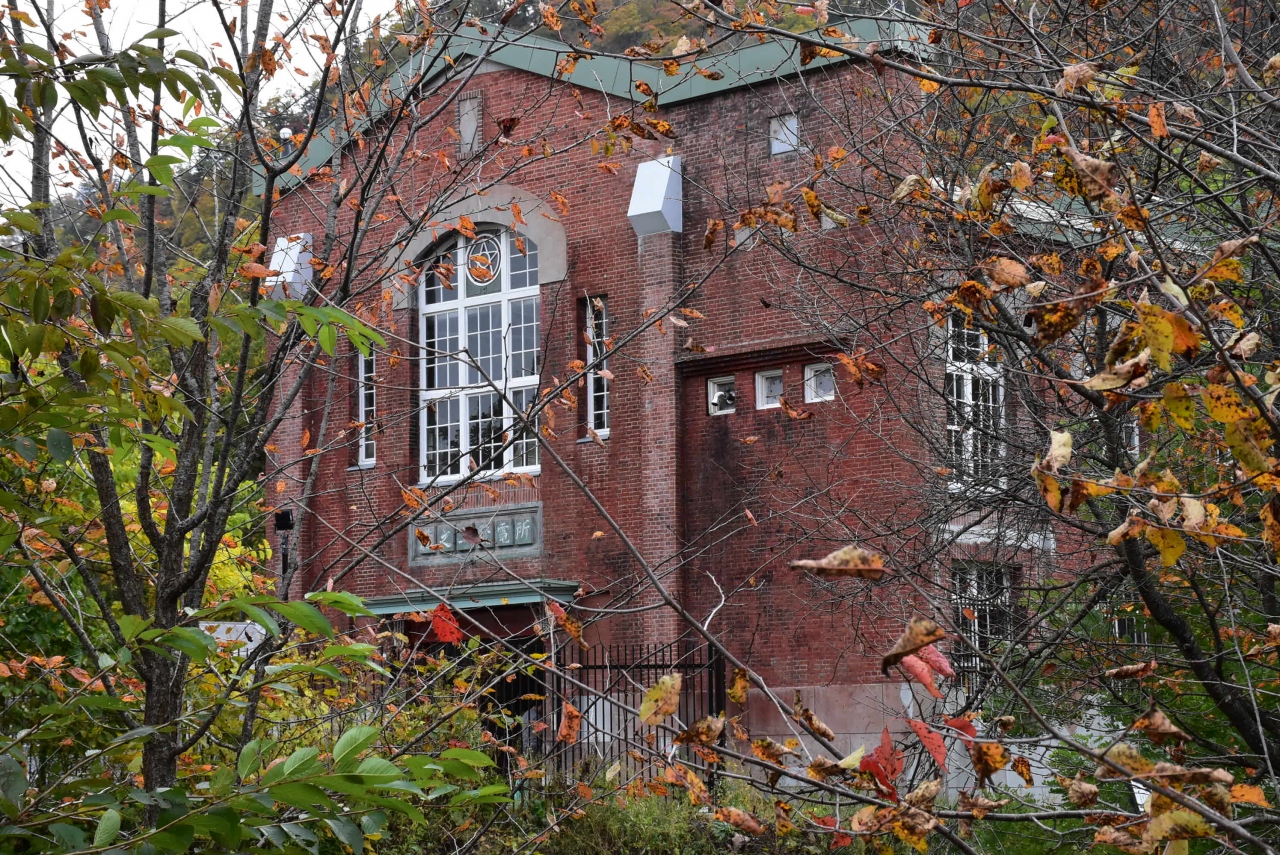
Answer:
266, 233, 314, 300
627, 156, 682, 236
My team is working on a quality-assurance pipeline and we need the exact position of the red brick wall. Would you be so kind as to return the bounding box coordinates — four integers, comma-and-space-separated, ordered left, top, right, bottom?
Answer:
265, 57, 949, 731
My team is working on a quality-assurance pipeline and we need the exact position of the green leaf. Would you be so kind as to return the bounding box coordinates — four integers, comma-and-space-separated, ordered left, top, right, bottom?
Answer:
334, 726, 380, 773
270, 782, 336, 811
306, 590, 374, 617
50, 823, 87, 851
20, 43, 55, 66
86, 67, 128, 89
317, 323, 337, 356
137, 27, 181, 40
206, 806, 242, 849
117, 614, 152, 641
208, 65, 245, 94
0, 754, 27, 808
101, 208, 140, 226
174, 49, 208, 70
325, 817, 364, 852
12, 436, 36, 461
0, 519, 19, 554
232, 602, 281, 638
281, 746, 323, 780
93, 809, 122, 847
267, 600, 334, 638
154, 316, 204, 346
440, 747, 496, 768
46, 428, 73, 462
144, 154, 183, 188
5, 210, 42, 233
238, 739, 265, 780
155, 626, 216, 660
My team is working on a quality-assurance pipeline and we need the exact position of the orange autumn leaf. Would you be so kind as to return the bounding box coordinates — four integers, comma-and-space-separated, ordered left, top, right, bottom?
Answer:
713, 807, 764, 835
239, 262, 280, 279
1149, 102, 1169, 138
547, 601, 587, 650
969, 741, 1010, 787
1231, 784, 1271, 807
557, 701, 582, 744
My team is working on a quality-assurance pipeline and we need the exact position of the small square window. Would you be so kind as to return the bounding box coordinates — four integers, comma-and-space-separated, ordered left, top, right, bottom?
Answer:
805, 363, 836, 403
755, 370, 784, 409
769, 114, 800, 155
708, 376, 736, 415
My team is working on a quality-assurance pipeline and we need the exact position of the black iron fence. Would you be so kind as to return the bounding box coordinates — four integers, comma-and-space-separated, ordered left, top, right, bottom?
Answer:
533, 639, 727, 784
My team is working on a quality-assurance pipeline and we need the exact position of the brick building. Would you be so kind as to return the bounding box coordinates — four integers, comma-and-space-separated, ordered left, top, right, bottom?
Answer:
263, 25, 1033, 759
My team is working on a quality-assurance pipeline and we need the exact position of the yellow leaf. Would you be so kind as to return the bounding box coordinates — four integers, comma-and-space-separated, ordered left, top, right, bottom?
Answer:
639, 673, 682, 725
1202, 385, 1252, 423
1144, 809, 1213, 844
1137, 303, 1175, 371
727, 667, 749, 705
1163, 383, 1195, 430
1145, 527, 1186, 567
919, 77, 940, 94
1206, 257, 1244, 283
1225, 419, 1271, 474
837, 745, 866, 770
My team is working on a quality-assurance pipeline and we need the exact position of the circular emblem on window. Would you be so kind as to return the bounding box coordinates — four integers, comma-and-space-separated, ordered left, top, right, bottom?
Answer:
465, 234, 502, 285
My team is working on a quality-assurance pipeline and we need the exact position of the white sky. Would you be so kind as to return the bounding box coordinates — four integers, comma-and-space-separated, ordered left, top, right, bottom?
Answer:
2, 0, 398, 203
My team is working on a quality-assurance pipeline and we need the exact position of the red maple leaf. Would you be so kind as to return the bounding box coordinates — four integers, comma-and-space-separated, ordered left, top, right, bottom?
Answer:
907, 719, 948, 771
431, 603, 465, 644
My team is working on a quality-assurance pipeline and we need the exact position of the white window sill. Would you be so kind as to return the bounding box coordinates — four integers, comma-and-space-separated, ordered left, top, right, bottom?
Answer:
804, 395, 836, 404
757, 402, 781, 410
577, 430, 611, 444
417, 466, 542, 488
349, 460, 377, 471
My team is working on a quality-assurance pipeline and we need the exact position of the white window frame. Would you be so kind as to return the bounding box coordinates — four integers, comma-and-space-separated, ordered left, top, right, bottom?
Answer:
755, 369, 784, 410
708, 376, 736, 416
944, 316, 1004, 486
419, 228, 541, 484
769, 114, 800, 155
804, 363, 836, 403
586, 297, 610, 438
357, 350, 377, 466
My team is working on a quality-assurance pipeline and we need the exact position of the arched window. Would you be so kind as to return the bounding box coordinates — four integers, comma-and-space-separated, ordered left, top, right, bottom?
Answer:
419, 228, 540, 481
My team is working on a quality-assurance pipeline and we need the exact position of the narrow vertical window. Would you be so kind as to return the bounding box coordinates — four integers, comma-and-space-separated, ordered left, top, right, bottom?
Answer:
357, 351, 377, 465
459, 93, 482, 156
586, 297, 610, 437
944, 316, 1003, 483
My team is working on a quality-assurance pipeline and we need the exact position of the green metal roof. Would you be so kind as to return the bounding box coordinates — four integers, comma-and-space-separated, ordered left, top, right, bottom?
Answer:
364, 577, 579, 616
259, 20, 924, 195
